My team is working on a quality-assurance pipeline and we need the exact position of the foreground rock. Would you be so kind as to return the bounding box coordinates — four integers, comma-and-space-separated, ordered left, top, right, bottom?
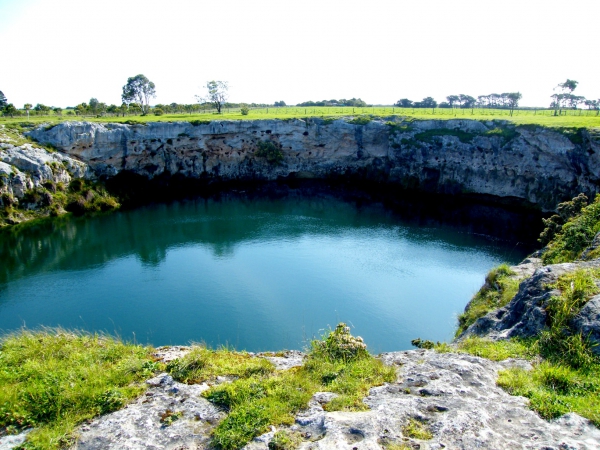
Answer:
68, 350, 599, 449
27, 119, 600, 211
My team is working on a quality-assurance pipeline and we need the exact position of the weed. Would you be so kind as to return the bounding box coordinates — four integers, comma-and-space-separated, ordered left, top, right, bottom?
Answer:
542, 194, 600, 264
346, 116, 372, 125
167, 346, 275, 383
159, 409, 183, 426
414, 128, 476, 144
189, 119, 211, 126
435, 336, 536, 361
485, 126, 518, 142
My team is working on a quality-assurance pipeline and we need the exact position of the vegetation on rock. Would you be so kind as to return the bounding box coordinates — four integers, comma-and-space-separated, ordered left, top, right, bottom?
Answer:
255, 140, 284, 165
167, 323, 395, 450
456, 264, 520, 336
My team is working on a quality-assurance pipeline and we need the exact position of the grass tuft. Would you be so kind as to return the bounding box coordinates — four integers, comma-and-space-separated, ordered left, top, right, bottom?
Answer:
456, 264, 520, 336
167, 345, 275, 383
402, 418, 433, 440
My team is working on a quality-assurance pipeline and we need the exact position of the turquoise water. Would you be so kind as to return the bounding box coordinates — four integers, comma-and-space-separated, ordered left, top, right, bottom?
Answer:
0, 191, 533, 352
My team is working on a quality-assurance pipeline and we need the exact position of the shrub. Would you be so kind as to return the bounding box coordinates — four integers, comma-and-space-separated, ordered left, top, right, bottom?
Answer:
240, 105, 250, 116
255, 140, 284, 165
153, 108, 164, 116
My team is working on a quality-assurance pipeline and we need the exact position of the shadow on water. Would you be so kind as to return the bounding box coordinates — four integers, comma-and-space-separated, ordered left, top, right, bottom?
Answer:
0, 182, 543, 287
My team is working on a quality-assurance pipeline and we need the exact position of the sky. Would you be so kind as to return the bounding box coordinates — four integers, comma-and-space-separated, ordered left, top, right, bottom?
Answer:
0, 0, 598, 108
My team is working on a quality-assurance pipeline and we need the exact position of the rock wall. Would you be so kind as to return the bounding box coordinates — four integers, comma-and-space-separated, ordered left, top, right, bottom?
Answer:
27, 118, 600, 211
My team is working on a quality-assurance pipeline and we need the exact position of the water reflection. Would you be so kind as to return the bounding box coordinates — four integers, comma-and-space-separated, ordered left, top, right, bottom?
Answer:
0, 186, 541, 350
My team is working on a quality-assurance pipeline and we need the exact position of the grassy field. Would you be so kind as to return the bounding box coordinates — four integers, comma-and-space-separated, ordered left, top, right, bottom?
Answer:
1, 106, 599, 129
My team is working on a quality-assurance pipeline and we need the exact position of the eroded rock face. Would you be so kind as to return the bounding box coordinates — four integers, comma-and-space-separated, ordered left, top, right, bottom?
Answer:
0, 142, 91, 203
27, 119, 600, 211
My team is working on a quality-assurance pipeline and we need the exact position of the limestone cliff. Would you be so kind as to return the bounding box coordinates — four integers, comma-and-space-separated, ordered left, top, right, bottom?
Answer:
27, 118, 600, 211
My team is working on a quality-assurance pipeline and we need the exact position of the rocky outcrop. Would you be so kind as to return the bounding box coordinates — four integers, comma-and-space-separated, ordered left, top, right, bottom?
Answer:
0, 141, 91, 205
27, 119, 600, 211
65, 349, 600, 450
460, 258, 600, 355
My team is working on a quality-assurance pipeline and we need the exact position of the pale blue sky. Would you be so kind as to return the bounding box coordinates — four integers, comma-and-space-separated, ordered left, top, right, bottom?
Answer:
0, 0, 598, 108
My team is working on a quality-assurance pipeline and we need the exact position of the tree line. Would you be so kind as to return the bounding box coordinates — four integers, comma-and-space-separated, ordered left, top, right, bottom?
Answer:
394, 80, 599, 116
2, 77, 598, 119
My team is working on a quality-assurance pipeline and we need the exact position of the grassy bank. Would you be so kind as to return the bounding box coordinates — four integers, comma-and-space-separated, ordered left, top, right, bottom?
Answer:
1, 107, 600, 129
0, 330, 155, 449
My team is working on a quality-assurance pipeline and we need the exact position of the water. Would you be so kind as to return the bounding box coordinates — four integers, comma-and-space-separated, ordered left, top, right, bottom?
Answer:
0, 188, 537, 352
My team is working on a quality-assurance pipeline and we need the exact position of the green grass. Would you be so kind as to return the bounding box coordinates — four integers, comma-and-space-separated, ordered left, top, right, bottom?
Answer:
498, 361, 600, 425
169, 324, 396, 450
456, 264, 521, 336
435, 336, 537, 361
2, 107, 600, 129
402, 418, 433, 440
542, 194, 600, 264
167, 346, 275, 383
0, 329, 154, 449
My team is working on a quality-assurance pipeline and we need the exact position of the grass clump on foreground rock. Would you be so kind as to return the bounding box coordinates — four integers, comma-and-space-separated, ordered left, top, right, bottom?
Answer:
0, 329, 154, 449
455, 263, 521, 336
168, 323, 396, 450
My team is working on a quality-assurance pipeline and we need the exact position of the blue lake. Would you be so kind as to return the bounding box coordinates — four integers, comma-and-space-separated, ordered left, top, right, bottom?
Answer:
0, 189, 536, 352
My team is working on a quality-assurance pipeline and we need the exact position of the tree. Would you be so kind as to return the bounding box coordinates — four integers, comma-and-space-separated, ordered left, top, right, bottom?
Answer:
414, 97, 437, 108
121, 74, 156, 115
197, 80, 229, 114
34, 103, 50, 115
395, 98, 413, 107
446, 95, 459, 108
274, 101, 286, 107
551, 79, 578, 116
3, 104, 17, 118
459, 94, 476, 109
24, 103, 32, 119
53, 107, 63, 116
505, 92, 522, 116
0, 91, 7, 109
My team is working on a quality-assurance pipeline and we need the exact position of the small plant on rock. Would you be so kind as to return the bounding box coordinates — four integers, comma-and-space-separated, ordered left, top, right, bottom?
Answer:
310, 323, 368, 362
